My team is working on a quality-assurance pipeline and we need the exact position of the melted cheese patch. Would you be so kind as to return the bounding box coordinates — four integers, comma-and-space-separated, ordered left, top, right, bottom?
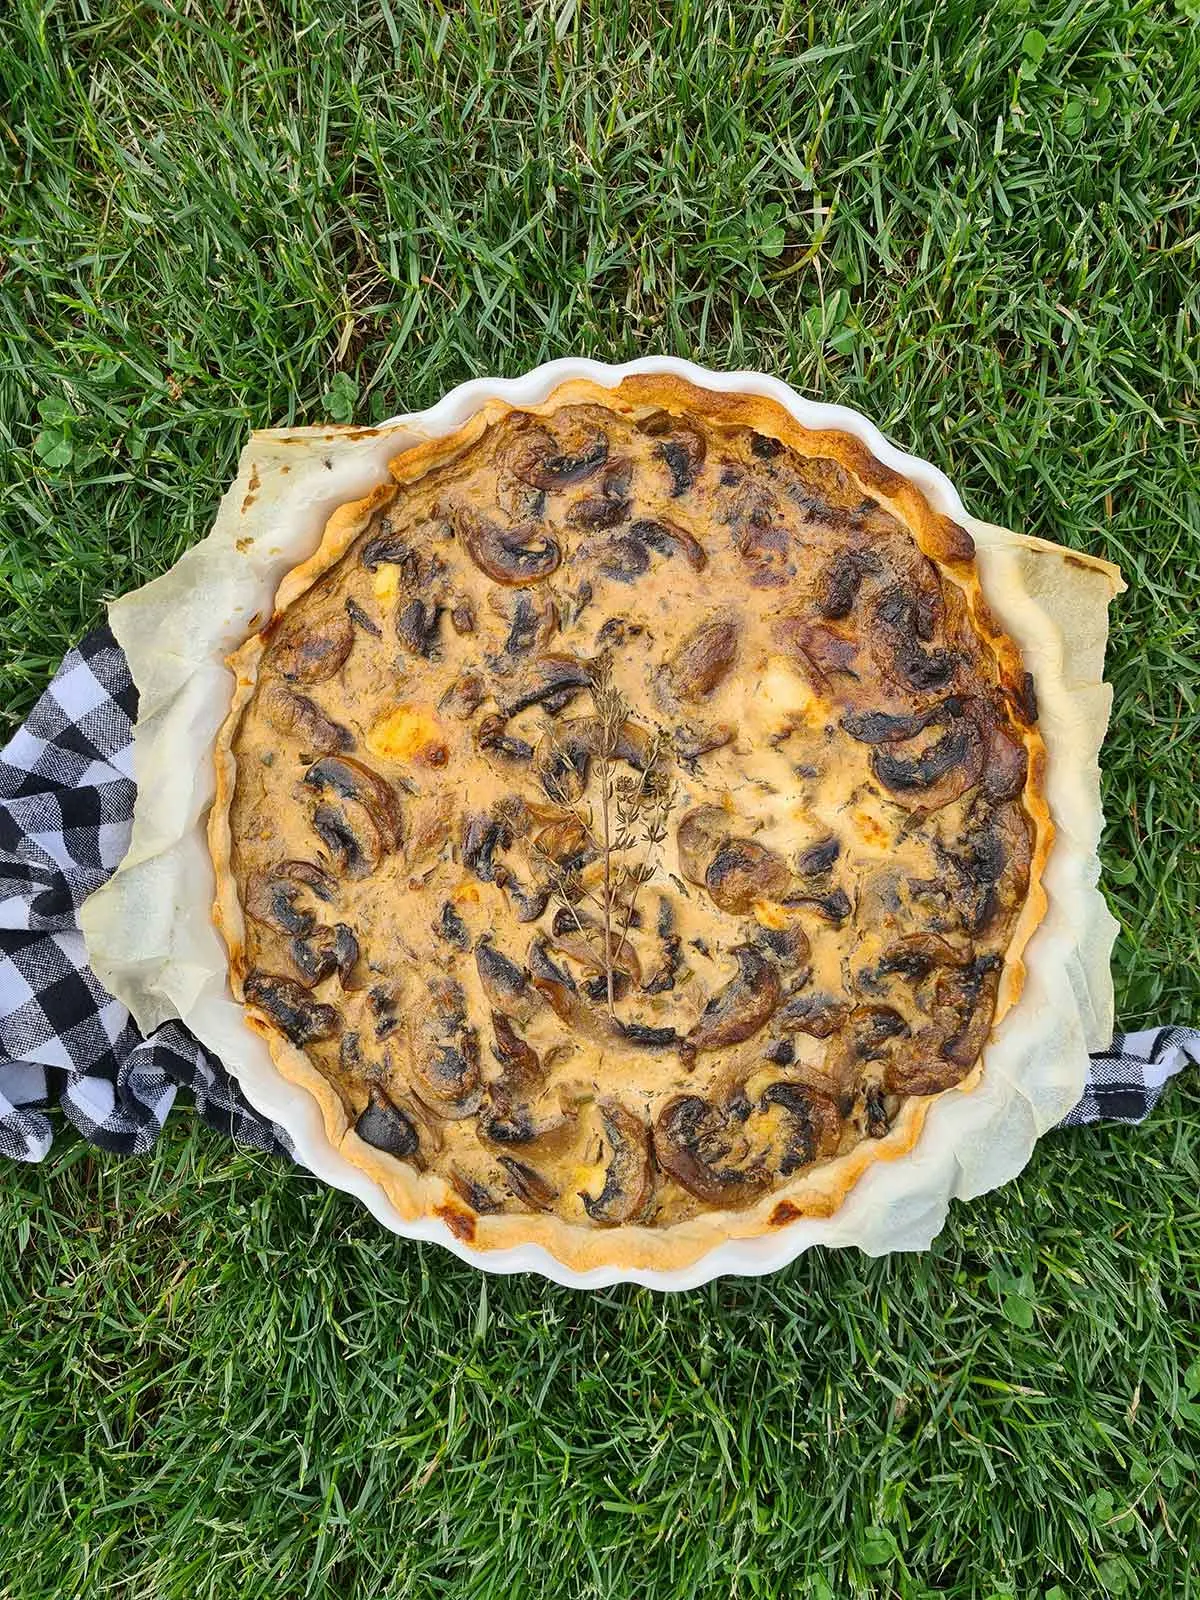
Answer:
366, 704, 447, 765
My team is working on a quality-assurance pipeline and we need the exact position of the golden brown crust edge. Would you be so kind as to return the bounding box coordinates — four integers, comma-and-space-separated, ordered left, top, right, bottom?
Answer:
209, 375, 1052, 1274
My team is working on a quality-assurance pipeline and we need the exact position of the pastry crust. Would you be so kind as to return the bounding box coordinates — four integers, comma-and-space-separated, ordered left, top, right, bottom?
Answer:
209, 374, 1052, 1274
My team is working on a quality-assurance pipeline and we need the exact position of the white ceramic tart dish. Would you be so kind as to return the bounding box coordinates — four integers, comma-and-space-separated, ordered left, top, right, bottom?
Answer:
81, 357, 1124, 1290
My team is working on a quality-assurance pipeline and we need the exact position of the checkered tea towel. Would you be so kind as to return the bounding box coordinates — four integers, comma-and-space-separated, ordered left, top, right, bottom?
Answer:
1, 628, 1196, 1166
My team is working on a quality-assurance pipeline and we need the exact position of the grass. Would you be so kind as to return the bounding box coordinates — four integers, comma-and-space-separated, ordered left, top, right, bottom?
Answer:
1, 0, 1198, 1595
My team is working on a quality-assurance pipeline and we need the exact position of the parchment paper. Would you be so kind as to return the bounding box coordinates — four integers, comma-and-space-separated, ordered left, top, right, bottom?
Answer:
80, 361, 1125, 1287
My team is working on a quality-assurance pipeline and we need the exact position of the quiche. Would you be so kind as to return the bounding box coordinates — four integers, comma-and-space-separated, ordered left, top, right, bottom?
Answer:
210, 375, 1051, 1270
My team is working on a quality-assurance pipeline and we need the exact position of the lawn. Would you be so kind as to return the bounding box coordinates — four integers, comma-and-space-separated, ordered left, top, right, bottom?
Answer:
1, 1, 1199, 1596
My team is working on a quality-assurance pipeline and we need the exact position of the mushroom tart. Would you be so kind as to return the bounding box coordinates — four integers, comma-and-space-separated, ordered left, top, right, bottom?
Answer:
210, 375, 1051, 1268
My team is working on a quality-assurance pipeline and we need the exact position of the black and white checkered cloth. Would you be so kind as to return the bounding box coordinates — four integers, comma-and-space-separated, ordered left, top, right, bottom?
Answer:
1, 628, 1195, 1168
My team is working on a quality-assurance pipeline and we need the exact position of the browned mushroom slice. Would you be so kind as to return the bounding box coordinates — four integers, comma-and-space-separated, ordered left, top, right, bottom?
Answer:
489, 1010, 543, 1095
498, 1155, 558, 1211
871, 584, 958, 692
311, 799, 386, 879
980, 720, 1029, 803
354, 1089, 421, 1161
581, 1100, 655, 1224
595, 533, 652, 583
450, 596, 476, 634
506, 412, 609, 490
260, 685, 354, 754
850, 1004, 910, 1060
397, 597, 443, 659
814, 548, 881, 619
686, 944, 781, 1056
435, 900, 470, 949
244, 860, 337, 935
538, 716, 652, 803
289, 922, 359, 988
675, 721, 736, 761
345, 596, 382, 638
455, 505, 561, 585
778, 992, 849, 1038
875, 932, 971, 979
667, 617, 740, 700
244, 971, 339, 1045
439, 671, 487, 720
775, 616, 860, 687
935, 954, 1003, 1068
448, 1169, 504, 1214
411, 978, 482, 1120
795, 837, 840, 877
267, 609, 354, 684
475, 937, 530, 1009
547, 928, 642, 989
630, 517, 707, 571
477, 716, 535, 764
675, 805, 733, 885
638, 411, 707, 496
531, 816, 593, 871
653, 1094, 770, 1207
304, 756, 405, 852
498, 654, 591, 718
782, 886, 852, 924
757, 1082, 841, 1175
868, 699, 986, 812
705, 839, 792, 914
755, 923, 811, 978
566, 459, 632, 528
461, 813, 510, 881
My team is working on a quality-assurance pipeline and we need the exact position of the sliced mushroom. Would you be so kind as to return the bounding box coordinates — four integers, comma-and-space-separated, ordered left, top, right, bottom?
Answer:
875, 932, 971, 980
506, 413, 609, 490
345, 596, 382, 638
850, 1004, 910, 1060
629, 517, 707, 571
492, 588, 557, 657
538, 716, 652, 803
686, 944, 781, 1056
489, 1010, 543, 1095
448, 1170, 504, 1213
477, 716, 535, 763
450, 596, 476, 634
360, 523, 419, 573
414, 1042, 482, 1120
871, 584, 958, 692
461, 813, 509, 881
936, 954, 1003, 1068
498, 654, 591, 718
705, 839, 792, 914
869, 699, 986, 811
596, 533, 651, 583
581, 1100, 655, 1224
638, 411, 707, 496
667, 617, 740, 701
755, 923, 811, 978
311, 799, 385, 879
354, 1089, 421, 1160
781, 886, 852, 923
653, 1094, 770, 1207
455, 505, 561, 585
758, 1082, 842, 1175
355, 1094, 419, 1158
440, 671, 488, 720
243, 971, 339, 1045
397, 598, 443, 659
643, 895, 684, 994
498, 1155, 558, 1211
267, 610, 354, 684
675, 805, 733, 885
435, 900, 470, 950
289, 922, 358, 988
795, 837, 840, 876
304, 756, 404, 852
774, 616, 859, 686
777, 992, 849, 1038
244, 861, 336, 935
260, 685, 354, 754
813, 548, 881, 619
474, 937, 530, 1009
980, 721, 1029, 803
566, 459, 632, 528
